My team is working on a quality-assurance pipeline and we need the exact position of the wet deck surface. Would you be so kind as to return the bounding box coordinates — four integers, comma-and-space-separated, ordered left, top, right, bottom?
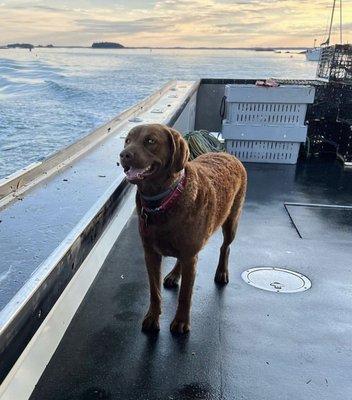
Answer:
31, 160, 352, 400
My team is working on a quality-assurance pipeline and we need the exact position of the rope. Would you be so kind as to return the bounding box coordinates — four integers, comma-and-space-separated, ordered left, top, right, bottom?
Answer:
184, 130, 224, 160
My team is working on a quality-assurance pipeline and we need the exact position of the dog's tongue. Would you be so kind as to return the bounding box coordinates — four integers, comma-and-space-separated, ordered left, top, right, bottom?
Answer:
125, 167, 145, 181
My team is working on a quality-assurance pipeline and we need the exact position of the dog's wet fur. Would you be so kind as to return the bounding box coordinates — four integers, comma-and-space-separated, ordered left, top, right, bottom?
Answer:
120, 124, 247, 334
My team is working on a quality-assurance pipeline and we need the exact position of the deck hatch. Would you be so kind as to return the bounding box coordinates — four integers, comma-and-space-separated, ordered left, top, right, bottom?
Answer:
241, 267, 311, 293
285, 202, 352, 241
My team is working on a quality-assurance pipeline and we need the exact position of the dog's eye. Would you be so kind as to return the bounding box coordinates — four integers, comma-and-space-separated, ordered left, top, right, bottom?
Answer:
146, 138, 155, 145
125, 138, 130, 145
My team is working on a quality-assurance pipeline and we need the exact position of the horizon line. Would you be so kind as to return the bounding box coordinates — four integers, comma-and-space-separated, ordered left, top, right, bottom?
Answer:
0, 44, 312, 50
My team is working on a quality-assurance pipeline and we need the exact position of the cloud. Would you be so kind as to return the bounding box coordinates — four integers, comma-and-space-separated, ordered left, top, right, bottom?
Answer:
10, 4, 67, 12
76, 17, 172, 34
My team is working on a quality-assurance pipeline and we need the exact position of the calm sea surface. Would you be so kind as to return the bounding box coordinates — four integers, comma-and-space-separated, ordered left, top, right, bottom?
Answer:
0, 48, 317, 178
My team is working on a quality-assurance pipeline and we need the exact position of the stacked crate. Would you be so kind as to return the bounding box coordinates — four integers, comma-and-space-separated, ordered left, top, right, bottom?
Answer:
222, 84, 315, 164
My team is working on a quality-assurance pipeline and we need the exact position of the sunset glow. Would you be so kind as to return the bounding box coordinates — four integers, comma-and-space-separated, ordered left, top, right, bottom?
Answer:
0, 0, 351, 47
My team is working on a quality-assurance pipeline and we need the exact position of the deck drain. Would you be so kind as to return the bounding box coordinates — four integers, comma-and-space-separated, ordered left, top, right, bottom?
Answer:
241, 267, 311, 293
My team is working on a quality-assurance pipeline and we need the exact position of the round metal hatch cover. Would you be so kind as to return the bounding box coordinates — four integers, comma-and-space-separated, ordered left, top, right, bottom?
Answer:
241, 267, 311, 293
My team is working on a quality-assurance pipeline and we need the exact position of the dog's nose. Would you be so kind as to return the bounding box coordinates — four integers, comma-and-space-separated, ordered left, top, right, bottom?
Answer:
120, 149, 134, 161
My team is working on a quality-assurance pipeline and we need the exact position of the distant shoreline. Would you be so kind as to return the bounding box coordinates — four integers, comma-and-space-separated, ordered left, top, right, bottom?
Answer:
0, 45, 308, 51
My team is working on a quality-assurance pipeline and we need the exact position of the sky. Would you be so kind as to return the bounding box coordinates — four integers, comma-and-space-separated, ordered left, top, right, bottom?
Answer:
0, 0, 351, 47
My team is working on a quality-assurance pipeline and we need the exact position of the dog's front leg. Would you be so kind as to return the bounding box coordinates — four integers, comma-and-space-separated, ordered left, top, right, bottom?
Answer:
170, 255, 197, 334
142, 247, 162, 332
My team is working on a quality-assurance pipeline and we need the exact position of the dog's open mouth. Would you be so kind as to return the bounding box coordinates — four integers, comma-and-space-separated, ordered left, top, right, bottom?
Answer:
123, 164, 156, 181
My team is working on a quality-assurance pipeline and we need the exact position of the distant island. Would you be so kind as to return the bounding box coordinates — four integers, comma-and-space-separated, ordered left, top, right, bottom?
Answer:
253, 47, 275, 52
0, 42, 309, 52
7, 43, 34, 49
5, 43, 54, 49
92, 42, 124, 49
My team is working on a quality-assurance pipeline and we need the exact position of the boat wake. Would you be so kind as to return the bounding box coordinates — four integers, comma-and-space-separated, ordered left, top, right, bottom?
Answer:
0, 266, 13, 285
0, 58, 79, 99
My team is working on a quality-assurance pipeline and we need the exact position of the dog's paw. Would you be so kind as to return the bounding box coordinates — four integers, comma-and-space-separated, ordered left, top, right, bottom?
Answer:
142, 312, 160, 332
170, 318, 190, 334
163, 272, 180, 289
214, 270, 229, 284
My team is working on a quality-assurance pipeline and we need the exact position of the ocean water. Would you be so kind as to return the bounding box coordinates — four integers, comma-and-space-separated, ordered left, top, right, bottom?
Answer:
0, 48, 317, 179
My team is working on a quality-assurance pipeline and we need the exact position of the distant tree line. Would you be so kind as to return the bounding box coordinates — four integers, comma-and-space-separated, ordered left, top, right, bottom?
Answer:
6, 43, 54, 49
92, 42, 124, 49
7, 43, 34, 49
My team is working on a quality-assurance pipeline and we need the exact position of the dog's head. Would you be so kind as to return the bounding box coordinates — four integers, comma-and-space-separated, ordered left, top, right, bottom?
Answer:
119, 124, 189, 184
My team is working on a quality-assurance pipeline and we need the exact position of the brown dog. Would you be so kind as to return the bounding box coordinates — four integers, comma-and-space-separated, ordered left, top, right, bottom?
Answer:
120, 124, 247, 334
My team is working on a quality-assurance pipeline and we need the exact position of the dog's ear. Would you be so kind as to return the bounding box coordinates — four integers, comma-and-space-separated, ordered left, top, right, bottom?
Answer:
167, 127, 189, 173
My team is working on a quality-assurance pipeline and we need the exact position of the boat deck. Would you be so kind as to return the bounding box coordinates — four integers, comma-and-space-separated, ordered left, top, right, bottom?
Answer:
30, 160, 352, 400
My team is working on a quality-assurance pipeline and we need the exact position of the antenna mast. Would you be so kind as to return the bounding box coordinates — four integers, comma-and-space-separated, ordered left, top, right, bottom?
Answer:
340, 0, 343, 44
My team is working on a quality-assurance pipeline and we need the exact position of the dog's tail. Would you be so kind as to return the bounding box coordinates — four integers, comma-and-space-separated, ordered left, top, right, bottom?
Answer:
232, 163, 247, 218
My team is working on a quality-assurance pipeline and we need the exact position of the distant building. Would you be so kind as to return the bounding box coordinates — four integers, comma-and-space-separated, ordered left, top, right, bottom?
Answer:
92, 42, 124, 49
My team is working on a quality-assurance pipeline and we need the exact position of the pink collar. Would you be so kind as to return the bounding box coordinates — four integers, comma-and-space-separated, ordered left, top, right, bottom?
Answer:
138, 170, 187, 235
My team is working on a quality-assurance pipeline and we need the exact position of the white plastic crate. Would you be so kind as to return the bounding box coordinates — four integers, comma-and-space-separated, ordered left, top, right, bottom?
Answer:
226, 140, 300, 164
222, 84, 315, 164
227, 103, 308, 126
